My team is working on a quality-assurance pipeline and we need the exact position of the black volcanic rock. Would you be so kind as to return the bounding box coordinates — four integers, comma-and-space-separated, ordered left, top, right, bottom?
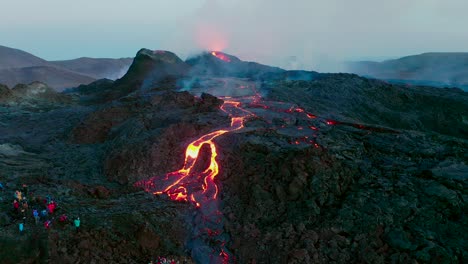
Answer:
186, 51, 284, 78
266, 74, 468, 139
259, 70, 321, 82
119, 49, 189, 88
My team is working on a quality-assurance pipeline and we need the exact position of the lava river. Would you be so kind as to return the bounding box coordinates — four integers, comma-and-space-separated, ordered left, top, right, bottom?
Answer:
135, 98, 253, 263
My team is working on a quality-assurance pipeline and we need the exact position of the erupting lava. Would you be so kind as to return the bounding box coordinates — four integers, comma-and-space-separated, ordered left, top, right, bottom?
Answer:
211, 51, 231, 62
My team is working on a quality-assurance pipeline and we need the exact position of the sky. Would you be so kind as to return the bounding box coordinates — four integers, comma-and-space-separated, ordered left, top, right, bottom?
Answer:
1, 0, 468, 71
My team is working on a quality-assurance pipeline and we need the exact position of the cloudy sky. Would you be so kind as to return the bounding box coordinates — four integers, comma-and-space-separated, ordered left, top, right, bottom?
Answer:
1, 0, 467, 71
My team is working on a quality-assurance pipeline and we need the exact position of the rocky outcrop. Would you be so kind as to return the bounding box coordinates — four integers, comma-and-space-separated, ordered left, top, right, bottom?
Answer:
73, 49, 190, 103
0, 82, 72, 107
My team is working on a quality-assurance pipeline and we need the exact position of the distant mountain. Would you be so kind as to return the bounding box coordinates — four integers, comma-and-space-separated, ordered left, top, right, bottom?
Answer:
0, 45, 48, 69
0, 66, 95, 91
0, 45, 133, 90
50, 57, 133, 80
347, 52, 468, 90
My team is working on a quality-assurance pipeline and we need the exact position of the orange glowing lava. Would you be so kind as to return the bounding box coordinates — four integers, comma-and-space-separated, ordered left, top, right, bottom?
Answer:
211, 51, 231, 62
136, 101, 248, 205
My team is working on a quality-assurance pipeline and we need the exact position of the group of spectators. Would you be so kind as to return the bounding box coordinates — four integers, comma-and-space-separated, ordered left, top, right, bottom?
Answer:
3, 182, 81, 233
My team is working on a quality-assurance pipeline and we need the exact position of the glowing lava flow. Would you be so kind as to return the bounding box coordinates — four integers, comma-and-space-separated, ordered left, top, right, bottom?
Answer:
136, 101, 248, 207
160, 119, 242, 203
211, 51, 231, 62
135, 99, 251, 263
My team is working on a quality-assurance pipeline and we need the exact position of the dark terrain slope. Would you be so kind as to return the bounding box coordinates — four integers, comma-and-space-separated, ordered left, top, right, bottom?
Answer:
265, 73, 468, 139
0, 49, 467, 263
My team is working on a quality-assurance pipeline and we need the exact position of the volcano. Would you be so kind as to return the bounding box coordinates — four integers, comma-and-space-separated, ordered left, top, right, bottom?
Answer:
186, 51, 284, 78
1, 48, 467, 264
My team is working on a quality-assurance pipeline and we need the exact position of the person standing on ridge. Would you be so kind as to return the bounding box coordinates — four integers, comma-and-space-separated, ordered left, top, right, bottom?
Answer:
19, 222, 24, 234
13, 199, 19, 212
73, 217, 80, 231
44, 220, 51, 229
33, 209, 40, 224
47, 201, 56, 214
15, 190, 22, 201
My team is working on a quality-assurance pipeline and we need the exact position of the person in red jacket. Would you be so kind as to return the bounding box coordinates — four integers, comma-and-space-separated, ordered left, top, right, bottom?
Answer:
47, 201, 56, 214
13, 199, 19, 212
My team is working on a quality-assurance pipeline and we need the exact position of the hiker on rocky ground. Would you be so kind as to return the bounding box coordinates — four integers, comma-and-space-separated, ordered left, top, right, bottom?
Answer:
22, 200, 28, 210
73, 217, 80, 231
33, 209, 40, 224
41, 209, 48, 218
47, 201, 56, 214
44, 220, 51, 229
15, 190, 22, 201
19, 222, 24, 234
59, 214, 68, 223
13, 199, 20, 212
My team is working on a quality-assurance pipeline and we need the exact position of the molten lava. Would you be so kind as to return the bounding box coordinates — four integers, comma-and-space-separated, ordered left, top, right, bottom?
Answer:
211, 51, 231, 62
135, 97, 252, 263
136, 77, 401, 263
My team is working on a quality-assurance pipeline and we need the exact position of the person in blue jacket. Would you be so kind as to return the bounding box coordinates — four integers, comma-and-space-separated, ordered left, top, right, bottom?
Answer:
74, 217, 80, 231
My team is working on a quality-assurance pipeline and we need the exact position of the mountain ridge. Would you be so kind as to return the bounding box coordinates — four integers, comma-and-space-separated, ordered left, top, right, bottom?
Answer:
0, 45, 133, 90
347, 52, 468, 90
